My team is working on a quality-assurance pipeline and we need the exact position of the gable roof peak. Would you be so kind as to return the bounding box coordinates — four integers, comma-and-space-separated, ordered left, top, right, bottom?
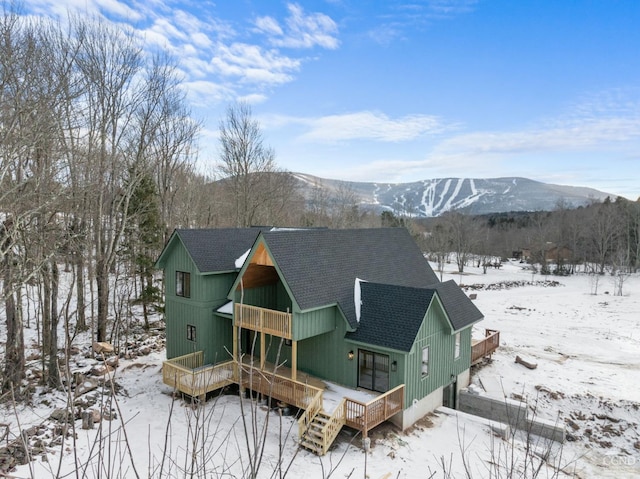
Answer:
257, 227, 439, 328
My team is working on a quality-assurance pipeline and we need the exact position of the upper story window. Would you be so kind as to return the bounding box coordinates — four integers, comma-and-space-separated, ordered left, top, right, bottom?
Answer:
176, 271, 191, 298
454, 332, 461, 359
421, 346, 429, 378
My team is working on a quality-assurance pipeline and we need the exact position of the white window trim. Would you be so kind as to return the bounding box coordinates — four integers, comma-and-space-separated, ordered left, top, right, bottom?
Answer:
421, 346, 429, 378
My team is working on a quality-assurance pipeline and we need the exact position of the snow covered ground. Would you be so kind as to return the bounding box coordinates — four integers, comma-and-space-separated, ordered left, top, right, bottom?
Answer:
3, 261, 640, 478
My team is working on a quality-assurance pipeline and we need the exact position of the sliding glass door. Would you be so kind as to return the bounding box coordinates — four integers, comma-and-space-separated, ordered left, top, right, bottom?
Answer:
358, 350, 389, 393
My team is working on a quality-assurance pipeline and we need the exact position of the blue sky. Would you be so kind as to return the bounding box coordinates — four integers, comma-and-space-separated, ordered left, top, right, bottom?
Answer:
23, 0, 640, 199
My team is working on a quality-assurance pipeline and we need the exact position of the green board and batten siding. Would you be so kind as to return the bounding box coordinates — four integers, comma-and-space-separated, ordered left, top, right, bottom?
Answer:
163, 239, 235, 365
294, 307, 354, 386
403, 296, 472, 409
293, 306, 336, 341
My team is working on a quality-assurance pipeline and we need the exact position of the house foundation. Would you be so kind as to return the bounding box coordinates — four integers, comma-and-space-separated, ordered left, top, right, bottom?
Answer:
391, 369, 471, 430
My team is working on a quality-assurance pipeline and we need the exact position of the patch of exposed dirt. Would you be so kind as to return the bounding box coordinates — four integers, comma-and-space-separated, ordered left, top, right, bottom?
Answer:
532, 387, 640, 455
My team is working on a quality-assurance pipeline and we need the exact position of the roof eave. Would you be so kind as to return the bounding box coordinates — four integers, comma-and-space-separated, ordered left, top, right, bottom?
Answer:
154, 229, 180, 270
343, 338, 410, 355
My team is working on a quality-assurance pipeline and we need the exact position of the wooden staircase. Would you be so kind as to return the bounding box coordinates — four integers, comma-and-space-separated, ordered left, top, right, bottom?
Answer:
300, 411, 333, 455
298, 396, 347, 456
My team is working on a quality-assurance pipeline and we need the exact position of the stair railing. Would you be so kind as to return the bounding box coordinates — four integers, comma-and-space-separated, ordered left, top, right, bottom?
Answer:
319, 398, 347, 454
297, 389, 324, 439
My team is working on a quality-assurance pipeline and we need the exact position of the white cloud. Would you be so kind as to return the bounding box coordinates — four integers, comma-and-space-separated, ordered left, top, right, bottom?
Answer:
183, 80, 234, 107
191, 31, 214, 49
255, 3, 339, 50
95, 0, 144, 20
425, 0, 479, 16
284, 111, 451, 142
210, 43, 300, 85
149, 17, 189, 43
23, 0, 333, 108
237, 93, 268, 104
26, 0, 145, 21
434, 117, 640, 159
254, 15, 283, 36
365, 0, 478, 44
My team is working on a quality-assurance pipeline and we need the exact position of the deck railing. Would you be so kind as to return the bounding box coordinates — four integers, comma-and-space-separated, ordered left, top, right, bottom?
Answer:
239, 362, 322, 410
162, 352, 235, 397
163, 351, 408, 450
344, 384, 405, 437
471, 329, 500, 365
235, 304, 292, 339
297, 389, 324, 438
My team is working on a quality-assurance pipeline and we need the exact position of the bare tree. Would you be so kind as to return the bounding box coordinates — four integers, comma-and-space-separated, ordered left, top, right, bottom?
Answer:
586, 198, 622, 274
141, 53, 200, 241
442, 211, 479, 273
0, 12, 70, 394
330, 182, 361, 229
73, 18, 195, 342
218, 102, 281, 227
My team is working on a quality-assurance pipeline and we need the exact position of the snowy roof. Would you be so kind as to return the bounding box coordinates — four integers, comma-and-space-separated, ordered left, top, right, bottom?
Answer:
216, 301, 233, 315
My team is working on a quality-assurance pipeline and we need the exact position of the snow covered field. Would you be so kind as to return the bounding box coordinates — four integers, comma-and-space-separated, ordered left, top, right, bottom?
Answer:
4, 261, 640, 478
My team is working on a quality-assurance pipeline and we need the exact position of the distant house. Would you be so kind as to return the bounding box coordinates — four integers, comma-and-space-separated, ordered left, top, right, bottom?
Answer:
512, 248, 531, 261
156, 228, 490, 454
514, 244, 573, 266
543, 245, 572, 264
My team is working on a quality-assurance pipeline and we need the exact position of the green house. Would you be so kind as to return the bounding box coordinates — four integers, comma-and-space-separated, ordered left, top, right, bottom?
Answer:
157, 227, 487, 453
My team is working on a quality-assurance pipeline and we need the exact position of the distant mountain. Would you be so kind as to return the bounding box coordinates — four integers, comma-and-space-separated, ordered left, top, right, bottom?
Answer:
291, 173, 614, 217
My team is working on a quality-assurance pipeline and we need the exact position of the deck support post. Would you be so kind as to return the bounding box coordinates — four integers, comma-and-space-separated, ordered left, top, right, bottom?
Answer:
233, 326, 238, 361
291, 340, 297, 381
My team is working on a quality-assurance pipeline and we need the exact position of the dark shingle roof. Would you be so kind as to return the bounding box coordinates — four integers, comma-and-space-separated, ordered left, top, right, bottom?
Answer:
346, 280, 484, 352
432, 280, 484, 330
174, 228, 262, 273
347, 282, 435, 352
261, 228, 439, 329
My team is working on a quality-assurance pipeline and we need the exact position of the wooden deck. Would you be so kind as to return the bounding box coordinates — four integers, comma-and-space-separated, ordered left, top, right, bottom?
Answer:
471, 329, 500, 365
238, 359, 324, 410
162, 351, 405, 455
240, 356, 325, 389
297, 385, 404, 455
343, 384, 404, 437
162, 352, 235, 398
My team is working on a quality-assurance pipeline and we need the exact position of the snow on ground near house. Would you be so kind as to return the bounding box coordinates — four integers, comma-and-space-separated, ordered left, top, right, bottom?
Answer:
457, 261, 640, 477
3, 261, 640, 478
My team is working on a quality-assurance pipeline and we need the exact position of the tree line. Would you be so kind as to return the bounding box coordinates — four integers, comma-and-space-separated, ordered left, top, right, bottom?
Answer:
0, 11, 201, 397
417, 196, 640, 278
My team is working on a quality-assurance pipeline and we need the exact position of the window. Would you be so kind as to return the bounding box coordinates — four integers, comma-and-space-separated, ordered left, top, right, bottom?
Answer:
454, 332, 461, 359
187, 324, 196, 342
421, 346, 429, 377
176, 271, 190, 298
